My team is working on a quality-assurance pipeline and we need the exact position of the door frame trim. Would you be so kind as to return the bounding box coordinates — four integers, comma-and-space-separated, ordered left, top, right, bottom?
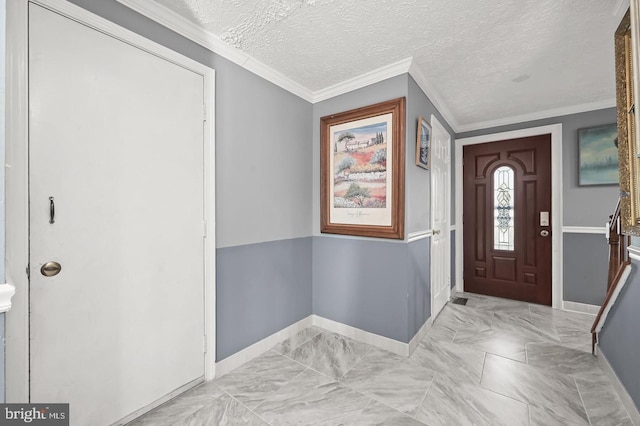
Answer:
455, 124, 563, 308
430, 115, 452, 319
6, 0, 217, 402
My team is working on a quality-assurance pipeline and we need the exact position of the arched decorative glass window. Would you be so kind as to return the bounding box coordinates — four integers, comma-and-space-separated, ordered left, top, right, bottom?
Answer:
494, 166, 515, 251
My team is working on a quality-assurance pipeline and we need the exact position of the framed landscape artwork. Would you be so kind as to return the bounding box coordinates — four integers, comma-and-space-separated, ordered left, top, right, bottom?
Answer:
416, 116, 431, 169
578, 123, 619, 186
320, 97, 406, 239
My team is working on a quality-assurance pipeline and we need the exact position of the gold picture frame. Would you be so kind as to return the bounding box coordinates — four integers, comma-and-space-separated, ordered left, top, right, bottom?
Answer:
615, 9, 640, 235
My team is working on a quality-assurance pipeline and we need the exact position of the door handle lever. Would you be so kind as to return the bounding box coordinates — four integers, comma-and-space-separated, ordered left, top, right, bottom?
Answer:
49, 196, 55, 224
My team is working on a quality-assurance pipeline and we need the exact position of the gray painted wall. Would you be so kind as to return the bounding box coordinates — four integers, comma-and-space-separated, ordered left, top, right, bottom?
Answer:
407, 238, 431, 338
310, 74, 455, 344
313, 236, 419, 343
457, 108, 619, 227
217, 238, 312, 360
599, 257, 640, 410
310, 76, 412, 342
312, 240, 433, 345
563, 233, 608, 305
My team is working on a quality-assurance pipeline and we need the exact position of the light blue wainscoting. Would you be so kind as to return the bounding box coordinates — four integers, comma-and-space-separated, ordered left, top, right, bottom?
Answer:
563, 232, 608, 306
216, 237, 312, 361
598, 255, 640, 410
313, 235, 431, 344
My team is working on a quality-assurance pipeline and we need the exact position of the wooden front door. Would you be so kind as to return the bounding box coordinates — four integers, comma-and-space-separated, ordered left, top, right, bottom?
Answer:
463, 135, 552, 305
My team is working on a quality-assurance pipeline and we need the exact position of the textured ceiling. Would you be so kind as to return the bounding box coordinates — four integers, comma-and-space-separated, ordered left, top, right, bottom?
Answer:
154, 0, 624, 130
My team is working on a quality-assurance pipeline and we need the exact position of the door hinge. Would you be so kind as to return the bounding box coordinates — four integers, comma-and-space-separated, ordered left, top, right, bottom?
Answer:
203, 221, 207, 238
203, 335, 207, 353
26, 264, 30, 279
203, 104, 207, 121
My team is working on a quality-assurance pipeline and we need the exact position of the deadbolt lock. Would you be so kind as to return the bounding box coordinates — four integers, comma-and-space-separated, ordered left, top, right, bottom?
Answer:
540, 230, 550, 237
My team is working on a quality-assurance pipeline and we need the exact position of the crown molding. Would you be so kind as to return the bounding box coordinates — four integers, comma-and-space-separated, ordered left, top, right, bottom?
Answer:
116, 0, 315, 102
456, 98, 617, 134
408, 61, 460, 132
116, 0, 616, 133
312, 57, 413, 103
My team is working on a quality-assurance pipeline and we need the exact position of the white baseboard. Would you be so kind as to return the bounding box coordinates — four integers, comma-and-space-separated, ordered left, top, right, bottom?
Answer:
215, 316, 313, 377
312, 315, 418, 357
114, 376, 204, 425
408, 318, 433, 355
594, 264, 632, 334
214, 314, 431, 378
597, 347, 640, 426
562, 300, 600, 315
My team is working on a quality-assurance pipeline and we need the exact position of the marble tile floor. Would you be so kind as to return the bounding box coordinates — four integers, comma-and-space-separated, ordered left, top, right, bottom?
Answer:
130, 293, 633, 425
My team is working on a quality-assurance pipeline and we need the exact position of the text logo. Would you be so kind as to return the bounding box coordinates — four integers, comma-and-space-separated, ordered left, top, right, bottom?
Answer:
0, 404, 68, 425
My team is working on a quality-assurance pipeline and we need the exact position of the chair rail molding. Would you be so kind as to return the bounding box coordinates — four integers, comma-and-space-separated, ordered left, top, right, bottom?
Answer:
628, 244, 640, 261
408, 230, 432, 242
562, 226, 607, 234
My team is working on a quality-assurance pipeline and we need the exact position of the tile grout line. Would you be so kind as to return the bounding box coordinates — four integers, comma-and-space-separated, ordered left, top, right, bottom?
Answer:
573, 376, 594, 426
479, 351, 488, 383
338, 342, 377, 381
276, 329, 375, 383
223, 390, 273, 426
278, 349, 340, 382
411, 371, 437, 422
250, 367, 310, 413
272, 327, 324, 357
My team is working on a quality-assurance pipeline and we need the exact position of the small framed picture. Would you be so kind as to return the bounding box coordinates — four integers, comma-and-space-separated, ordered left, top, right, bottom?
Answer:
578, 123, 619, 186
416, 116, 431, 170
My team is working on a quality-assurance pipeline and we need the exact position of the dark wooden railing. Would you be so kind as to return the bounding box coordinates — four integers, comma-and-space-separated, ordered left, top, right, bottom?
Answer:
591, 198, 631, 354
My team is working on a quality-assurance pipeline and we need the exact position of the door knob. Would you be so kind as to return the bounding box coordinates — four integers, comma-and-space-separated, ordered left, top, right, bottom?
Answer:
540, 230, 550, 237
41, 261, 62, 277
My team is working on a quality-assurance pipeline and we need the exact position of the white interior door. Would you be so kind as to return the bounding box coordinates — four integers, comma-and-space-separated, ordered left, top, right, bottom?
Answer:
29, 4, 206, 424
430, 116, 451, 319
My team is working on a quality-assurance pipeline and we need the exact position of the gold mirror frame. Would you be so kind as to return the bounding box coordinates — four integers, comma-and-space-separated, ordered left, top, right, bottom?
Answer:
616, 10, 640, 235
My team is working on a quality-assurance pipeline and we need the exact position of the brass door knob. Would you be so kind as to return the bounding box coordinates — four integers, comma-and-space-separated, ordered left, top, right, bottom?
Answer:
41, 261, 62, 277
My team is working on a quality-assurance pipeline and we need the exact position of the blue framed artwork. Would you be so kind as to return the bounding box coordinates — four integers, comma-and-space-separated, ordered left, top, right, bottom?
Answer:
578, 123, 619, 186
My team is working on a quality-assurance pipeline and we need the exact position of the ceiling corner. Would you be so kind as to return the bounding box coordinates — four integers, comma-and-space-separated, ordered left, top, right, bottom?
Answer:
116, 0, 315, 102
311, 57, 413, 103
408, 62, 460, 133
